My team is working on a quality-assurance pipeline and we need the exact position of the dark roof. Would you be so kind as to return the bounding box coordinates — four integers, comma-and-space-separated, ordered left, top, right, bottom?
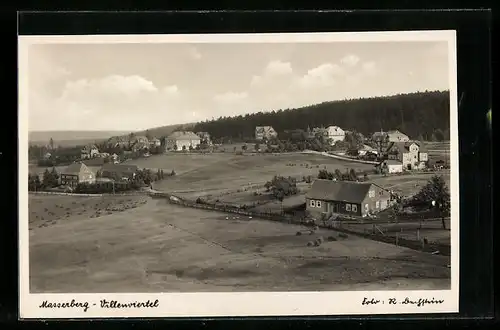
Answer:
100, 163, 138, 174
167, 131, 201, 140
62, 162, 92, 175
306, 180, 373, 204
386, 141, 427, 154
82, 158, 105, 166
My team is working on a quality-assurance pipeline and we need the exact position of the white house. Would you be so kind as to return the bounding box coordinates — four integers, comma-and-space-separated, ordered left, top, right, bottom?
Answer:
255, 126, 278, 141
384, 160, 404, 173
326, 126, 345, 144
165, 131, 201, 151
81, 145, 99, 160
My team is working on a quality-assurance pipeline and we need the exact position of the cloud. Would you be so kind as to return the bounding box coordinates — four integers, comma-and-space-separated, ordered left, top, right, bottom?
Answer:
362, 61, 377, 75
213, 91, 248, 103
295, 63, 343, 89
188, 47, 202, 60
163, 85, 179, 95
340, 54, 360, 67
250, 60, 294, 88
29, 74, 187, 131
264, 60, 293, 75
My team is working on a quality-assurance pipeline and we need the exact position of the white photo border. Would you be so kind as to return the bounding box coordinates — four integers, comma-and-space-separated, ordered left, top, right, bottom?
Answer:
18, 30, 460, 318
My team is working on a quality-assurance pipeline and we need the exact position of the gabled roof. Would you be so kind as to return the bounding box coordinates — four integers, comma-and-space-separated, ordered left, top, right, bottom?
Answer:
82, 158, 105, 166
386, 141, 427, 153
306, 180, 374, 204
255, 126, 275, 133
81, 144, 98, 152
167, 131, 201, 140
62, 162, 93, 176
387, 129, 407, 135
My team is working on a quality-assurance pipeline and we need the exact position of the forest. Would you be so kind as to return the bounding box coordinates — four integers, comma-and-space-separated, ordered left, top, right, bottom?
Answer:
192, 91, 451, 141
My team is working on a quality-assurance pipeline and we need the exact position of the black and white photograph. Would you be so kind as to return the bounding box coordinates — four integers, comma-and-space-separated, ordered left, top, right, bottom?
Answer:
18, 31, 459, 318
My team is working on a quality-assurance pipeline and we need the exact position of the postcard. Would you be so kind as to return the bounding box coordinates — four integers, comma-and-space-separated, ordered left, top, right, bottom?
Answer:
18, 30, 459, 318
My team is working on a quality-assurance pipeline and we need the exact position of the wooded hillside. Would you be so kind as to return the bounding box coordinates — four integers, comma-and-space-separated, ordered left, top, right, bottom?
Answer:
193, 91, 451, 141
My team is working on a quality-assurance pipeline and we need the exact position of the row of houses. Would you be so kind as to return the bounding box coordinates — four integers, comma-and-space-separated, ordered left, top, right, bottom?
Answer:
255, 125, 346, 145
59, 162, 140, 188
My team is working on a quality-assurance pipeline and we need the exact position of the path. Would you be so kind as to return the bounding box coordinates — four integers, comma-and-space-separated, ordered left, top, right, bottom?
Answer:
301, 150, 379, 165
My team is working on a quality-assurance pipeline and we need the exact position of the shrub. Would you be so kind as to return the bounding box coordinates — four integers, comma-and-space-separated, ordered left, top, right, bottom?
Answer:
327, 236, 337, 241
339, 233, 349, 239
296, 231, 302, 236
307, 241, 314, 247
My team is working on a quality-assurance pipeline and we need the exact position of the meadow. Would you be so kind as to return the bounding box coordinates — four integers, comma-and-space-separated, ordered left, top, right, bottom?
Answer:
29, 198, 450, 293
28, 147, 452, 292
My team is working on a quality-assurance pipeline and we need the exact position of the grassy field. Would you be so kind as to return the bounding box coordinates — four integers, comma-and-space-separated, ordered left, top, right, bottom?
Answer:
151, 153, 374, 196
28, 194, 148, 230
30, 198, 450, 293
370, 171, 451, 198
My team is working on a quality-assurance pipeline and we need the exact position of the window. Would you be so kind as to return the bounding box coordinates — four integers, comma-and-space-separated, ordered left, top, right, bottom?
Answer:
352, 204, 358, 212
346, 204, 352, 211
376, 201, 380, 208
365, 204, 369, 211
316, 201, 322, 208
369, 190, 375, 198
310, 200, 315, 207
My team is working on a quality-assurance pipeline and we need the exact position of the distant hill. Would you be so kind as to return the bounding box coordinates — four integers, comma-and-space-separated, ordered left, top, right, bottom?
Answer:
29, 131, 132, 147
193, 91, 451, 141
116, 123, 196, 140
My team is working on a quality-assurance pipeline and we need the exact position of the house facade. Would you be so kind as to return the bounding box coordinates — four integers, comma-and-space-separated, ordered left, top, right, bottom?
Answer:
386, 141, 428, 170
255, 126, 278, 141
81, 145, 99, 160
380, 159, 404, 173
165, 131, 201, 151
60, 162, 96, 187
306, 180, 392, 218
149, 138, 161, 147
326, 126, 346, 144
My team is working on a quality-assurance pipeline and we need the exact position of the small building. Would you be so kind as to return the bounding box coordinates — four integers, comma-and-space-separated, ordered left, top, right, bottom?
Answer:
385, 141, 428, 171
358, 144, 377, 156
96, 152, 110, 158
326, 126, 346, 144
110, 153, 120, 164
255, 126, 278, 141
382, 159, 404, 173
60, 162, 96, 187
306, 179, 391, 218
107, 136, 129, 148
81, 145, 99, 160
99, 163, 139, 181
164, 131, 201, 151
149, 137, 161, 147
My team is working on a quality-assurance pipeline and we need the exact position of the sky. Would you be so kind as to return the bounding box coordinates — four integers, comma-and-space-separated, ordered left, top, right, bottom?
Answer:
26, 40, 450, 131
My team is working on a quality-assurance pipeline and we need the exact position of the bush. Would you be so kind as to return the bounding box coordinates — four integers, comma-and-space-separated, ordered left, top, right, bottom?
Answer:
339, 233, 349, 239
327, 236, 337, 241
296, 231, 302, 236
307, 241, 314, 247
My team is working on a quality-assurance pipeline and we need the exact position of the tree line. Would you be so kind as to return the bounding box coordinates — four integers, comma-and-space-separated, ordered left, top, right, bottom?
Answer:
28, 167, 176, 193
192, 91, 450, 141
